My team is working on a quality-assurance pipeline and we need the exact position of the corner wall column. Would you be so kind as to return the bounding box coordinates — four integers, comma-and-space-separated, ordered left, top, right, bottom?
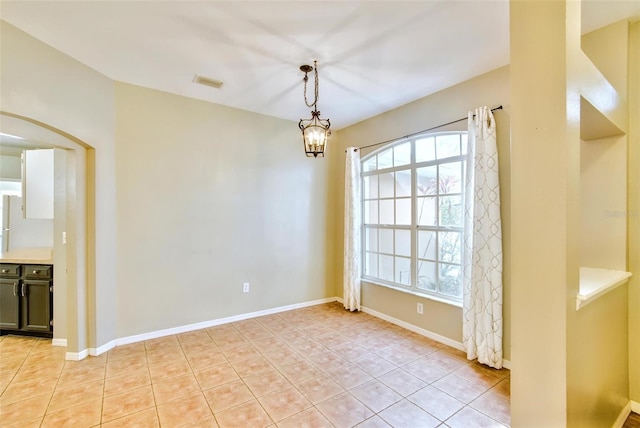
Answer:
628, 20, 640, 406
509, 1, 575, 425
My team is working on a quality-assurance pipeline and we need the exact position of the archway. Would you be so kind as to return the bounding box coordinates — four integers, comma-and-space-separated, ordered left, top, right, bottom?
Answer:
0, 112, 93, 358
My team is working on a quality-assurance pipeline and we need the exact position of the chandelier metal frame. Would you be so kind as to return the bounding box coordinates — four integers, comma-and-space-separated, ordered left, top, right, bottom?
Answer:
298, 61, 331, 158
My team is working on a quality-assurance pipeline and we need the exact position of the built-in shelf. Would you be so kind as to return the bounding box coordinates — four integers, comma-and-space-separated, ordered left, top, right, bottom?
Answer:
577, 267, 632, 310
580, 96, 625, 141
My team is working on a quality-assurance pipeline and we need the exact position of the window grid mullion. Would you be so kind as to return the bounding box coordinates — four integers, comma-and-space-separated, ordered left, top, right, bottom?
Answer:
435, 161, 441, 294
362, 164, 413, 176
411, 138, 417, 288
414, 155, 466, 170
392, 169, 397, 283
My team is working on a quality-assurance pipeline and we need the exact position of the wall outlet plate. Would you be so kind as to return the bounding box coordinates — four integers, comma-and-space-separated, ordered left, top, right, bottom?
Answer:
417, 302, 424, 314
243, 282, 250, 293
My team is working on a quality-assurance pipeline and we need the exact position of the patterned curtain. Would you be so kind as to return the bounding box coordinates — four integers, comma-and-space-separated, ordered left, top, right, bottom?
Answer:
462, 106, 503, 369
344, 148, 362, 311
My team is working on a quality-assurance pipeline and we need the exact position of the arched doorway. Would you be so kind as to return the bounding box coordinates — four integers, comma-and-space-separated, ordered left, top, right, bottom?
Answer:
0, 112, 92, 358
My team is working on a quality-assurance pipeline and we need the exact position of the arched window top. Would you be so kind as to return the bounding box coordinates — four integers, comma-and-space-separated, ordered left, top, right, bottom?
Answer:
362, 132, 468, 173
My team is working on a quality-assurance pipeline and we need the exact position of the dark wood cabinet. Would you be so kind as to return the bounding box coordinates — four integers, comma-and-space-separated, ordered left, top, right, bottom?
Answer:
0, 279, 20, 329
0, 263, 53, 337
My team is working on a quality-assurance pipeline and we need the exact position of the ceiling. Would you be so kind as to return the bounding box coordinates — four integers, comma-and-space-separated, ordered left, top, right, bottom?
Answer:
1, 1, 639, 131
0, 132, 41, 155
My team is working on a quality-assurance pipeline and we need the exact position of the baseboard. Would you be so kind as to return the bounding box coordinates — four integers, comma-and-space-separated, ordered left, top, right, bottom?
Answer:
59, 297, 336, 360
55, 340, 114, 358
65, 348, 89, 361
59, 295, 515, 372
89, 340, 116, 357
613, 401, 632, 428
502, 358, 511, 370
352, 300, 512, 370
51, 338, 67, 347
115, 297, 337, 347
360, 304, 466, 351
632, 400, 640, 414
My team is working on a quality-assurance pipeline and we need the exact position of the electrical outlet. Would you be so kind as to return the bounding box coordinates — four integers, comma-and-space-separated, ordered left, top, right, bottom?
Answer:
62, 231, 67, 245
243, 282, 250, 293
417, 302, 424, 314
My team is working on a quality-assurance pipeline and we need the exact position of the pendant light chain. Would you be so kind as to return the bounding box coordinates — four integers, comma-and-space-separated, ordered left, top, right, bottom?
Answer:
303, 61, 319, 109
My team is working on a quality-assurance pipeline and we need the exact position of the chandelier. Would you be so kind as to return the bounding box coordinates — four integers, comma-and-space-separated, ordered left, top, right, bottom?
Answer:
298, 61, 331, 158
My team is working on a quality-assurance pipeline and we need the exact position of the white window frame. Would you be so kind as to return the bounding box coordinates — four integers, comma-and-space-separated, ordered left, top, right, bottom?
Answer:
361, 131, 467, 303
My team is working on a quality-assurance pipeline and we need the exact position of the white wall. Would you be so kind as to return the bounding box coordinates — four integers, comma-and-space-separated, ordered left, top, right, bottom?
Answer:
115, 82, 332, 337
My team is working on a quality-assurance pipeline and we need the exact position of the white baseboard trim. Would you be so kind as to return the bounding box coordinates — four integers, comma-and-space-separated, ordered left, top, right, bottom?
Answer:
115, 297, 337, 347
65, 348, 89, 361
89, 340, 116, 357
631, 400, 640, 414
350, 300, 511, 370
613, 401, 632, 428
58, 297, 336, 361
55, 340, 114, 358
51, 338, 67, 347
360, 304, 465, 350
54, 296, 515, 372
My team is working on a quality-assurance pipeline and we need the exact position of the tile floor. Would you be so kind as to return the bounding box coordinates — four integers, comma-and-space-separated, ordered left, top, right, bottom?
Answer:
0, 302, 511, 427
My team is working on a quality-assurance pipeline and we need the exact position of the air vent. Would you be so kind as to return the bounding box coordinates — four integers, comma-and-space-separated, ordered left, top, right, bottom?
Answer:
193, 74, 224, 89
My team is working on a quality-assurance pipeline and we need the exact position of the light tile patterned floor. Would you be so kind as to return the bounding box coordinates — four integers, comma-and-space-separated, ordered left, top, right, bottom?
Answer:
0, 302, 511, 427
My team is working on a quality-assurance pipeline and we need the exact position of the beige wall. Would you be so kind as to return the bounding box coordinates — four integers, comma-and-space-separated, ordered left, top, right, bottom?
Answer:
568, 286, 629, 426
53, 149, 67, 343
580, 19, 630, 271
331, 66, 511, 358
568, 18, 631, 428
510, 2, 572, 424
579, 136, 627, 271
581, 20, 629, 102
115, 83, 332, 337
0, 155, 21, 179
628, 19, 640, 405
1, 20, 116, 352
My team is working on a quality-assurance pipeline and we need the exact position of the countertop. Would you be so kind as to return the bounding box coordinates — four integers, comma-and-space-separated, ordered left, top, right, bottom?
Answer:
0, 248, 54, 265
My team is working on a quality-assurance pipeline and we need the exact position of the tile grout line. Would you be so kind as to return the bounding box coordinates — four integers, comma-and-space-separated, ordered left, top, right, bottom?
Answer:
185, 329, 223, 427
145, 340, 161, 428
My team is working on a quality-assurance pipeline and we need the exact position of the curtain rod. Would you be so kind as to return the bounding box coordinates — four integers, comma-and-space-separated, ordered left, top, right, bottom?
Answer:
346, 105, 503, 153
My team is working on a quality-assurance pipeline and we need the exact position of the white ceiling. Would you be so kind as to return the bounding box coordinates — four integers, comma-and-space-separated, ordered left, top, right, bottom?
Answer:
0, 132, 42, 155
1, 1, 638, 130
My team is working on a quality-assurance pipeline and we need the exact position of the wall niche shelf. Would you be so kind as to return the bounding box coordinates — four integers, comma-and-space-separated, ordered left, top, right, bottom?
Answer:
580, 96, 625, 141
577, 22, 630, 314
576, 267, 632, 310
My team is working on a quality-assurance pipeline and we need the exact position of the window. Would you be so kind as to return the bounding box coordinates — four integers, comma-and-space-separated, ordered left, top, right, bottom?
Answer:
362, 132, 467, 301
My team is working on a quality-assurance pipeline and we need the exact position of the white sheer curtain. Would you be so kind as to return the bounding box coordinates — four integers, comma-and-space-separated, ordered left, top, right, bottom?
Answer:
344, 148, 362, 311
463, 106, 503, 369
